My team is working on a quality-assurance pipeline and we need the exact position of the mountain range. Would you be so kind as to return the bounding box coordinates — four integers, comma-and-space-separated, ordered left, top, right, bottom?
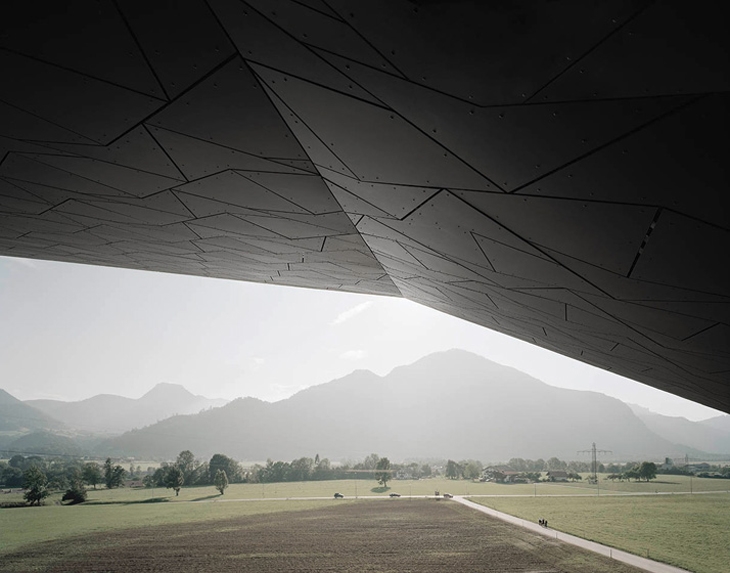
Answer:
101, 350, 729, 462
2, 350, 729, 462
26, 383, 228, 434
0, 388, 64, 433
628, 404, 730, 455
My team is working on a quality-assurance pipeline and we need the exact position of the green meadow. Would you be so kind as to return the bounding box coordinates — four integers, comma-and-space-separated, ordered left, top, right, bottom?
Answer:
562, 473, 730, 494
3, 474, 729, 572
473, 492, 730, 573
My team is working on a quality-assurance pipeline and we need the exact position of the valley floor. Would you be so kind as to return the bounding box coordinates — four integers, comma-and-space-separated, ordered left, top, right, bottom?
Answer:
2, 499, 646, 573
2, 477, 728, 573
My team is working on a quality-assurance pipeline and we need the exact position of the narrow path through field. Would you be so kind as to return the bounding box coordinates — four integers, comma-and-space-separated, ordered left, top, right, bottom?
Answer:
454, 496, 691, 573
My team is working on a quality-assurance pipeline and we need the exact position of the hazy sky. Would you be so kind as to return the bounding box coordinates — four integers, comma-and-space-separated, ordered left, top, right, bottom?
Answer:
0, 255, 724, 422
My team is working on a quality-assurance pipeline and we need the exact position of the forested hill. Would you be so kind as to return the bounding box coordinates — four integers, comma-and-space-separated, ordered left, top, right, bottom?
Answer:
102, 350, 712, 461
0, 388, 64, 433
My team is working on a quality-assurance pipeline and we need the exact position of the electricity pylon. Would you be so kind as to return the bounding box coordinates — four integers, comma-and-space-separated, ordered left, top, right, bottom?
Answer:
578, 442, 612, 483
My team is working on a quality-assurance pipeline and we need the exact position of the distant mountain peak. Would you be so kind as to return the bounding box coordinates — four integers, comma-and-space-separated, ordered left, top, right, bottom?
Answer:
140, 382, 196, 400
24, 383, 227, 435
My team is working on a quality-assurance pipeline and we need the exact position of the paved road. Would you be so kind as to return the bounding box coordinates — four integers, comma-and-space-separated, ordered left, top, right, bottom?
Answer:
454, 496, 692, 573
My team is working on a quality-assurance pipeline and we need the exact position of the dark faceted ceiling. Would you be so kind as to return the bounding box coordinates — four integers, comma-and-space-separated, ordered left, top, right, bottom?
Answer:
0, 1, 728, 412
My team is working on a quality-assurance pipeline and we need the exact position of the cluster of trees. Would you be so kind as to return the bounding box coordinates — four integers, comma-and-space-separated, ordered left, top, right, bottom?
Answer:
143, 451, 240, 494
504, 457, 601, 473
606, 461, 658, 482
1, 455, 132, 506
444, 459, 483, 480
0, 455, 127, 491
696, 465, 730, 478
250, 453, 410, 486
438, 458, 665, 484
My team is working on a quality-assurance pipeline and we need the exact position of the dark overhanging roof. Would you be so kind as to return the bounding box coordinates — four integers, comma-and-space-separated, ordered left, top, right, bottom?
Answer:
0, 1, 728, 413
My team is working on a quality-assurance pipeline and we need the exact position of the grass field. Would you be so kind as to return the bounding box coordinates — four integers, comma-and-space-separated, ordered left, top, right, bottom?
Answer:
3, 476, 728, 572
562, 473, 730, 495
473, 492, 730, 573
2, 500, 648, 573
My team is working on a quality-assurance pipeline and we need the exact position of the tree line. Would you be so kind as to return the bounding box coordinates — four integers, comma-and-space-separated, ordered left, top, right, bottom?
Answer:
4, 451, 728, 507
146, 452, 398, 489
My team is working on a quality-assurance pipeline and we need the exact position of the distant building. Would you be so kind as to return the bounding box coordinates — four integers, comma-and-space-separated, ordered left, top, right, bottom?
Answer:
481, 466, 524, 483
546, 471, 569, 482
687, 463, 711, 472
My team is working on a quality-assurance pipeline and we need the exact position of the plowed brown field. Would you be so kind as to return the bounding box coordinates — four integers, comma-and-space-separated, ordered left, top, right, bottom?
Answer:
4, 500, 644, 572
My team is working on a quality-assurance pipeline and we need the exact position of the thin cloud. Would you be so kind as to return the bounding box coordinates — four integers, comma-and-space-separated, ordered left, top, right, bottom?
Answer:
340, 349, 367, 361
331, 301, 372, 325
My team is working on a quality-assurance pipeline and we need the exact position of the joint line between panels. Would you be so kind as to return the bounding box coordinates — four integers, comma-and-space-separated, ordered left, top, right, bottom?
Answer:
145, 124, 311, 175
181, 220, 204, 240
452, 192, 614, 298
233, 171, 316, 216
142, 125, 189, 183
0, 97, 99, 145
22, 155, 130, 197
24, 146, 187, 187
291, 0, 343, 22
397, 188, 444, 221
627, 207, 662, 279
681, 322, 720, 343
238, 0, 393, 109
509, 95, 705, 194
244, 56, 392, 110
0, 46, 169, 104
661, 206, 730, 233
470, 231, 497, 273
575, 294, 701, 376
203, 0, 246, 62
321, 177, 392, 219
523, 0, 655, 104
37, 197, 72, 217
104, 53, 239, 148
253, 72, 360, 180
321, 0, 409, 80
248, 65, 327, 171
111, 0, 171, 102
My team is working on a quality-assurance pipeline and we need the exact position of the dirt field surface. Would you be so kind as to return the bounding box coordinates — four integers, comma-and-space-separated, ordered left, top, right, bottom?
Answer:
4, 500, 646, 573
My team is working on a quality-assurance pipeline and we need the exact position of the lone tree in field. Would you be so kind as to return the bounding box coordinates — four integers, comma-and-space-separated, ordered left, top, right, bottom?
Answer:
639, 461, 658, 482
375, 457, 391, 488
165, 466, 185, 496
23, 465, 50, 506
82, 462, 102, 490
103, 458, 126, 489
214, 469, 228, 495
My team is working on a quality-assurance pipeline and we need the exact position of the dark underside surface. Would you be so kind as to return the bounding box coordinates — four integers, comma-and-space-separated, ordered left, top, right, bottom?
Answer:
4, 500, 645, 572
